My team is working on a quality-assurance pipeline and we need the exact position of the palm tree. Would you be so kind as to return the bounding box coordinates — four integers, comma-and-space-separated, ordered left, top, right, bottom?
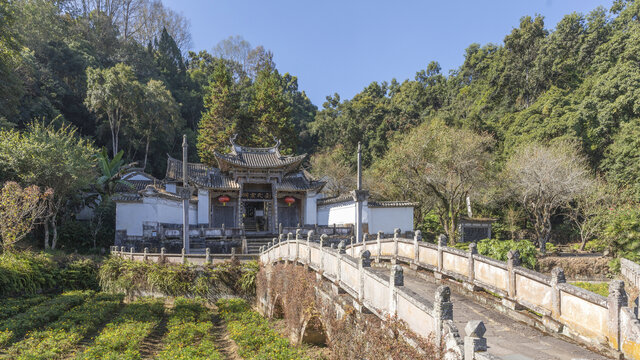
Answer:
95, 148, 137, 200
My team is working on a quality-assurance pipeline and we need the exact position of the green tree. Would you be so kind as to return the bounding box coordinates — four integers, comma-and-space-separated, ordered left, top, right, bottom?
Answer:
0, 122, 96, 249
197, 60, 239, 164
0, 182, 53, 250
85, 64, 142, 157
369, 121, 495, 244
601, 119, 640, 200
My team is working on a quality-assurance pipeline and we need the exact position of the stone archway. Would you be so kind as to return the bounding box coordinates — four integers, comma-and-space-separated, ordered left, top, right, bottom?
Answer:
271, 294, 285, 319
300, 311, 328, 346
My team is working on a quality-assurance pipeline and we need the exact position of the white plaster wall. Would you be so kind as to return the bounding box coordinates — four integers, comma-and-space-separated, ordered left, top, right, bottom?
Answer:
165, 183, 176, 193
317, 200, 369, 226
197, 189, 209, 225
368, 207, 414, 234
116, 197, 197, 236
304, 192, 320, 226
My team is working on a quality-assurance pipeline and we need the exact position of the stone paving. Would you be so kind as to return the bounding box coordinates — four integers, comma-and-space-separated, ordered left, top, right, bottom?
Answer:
368, 266, 611, 360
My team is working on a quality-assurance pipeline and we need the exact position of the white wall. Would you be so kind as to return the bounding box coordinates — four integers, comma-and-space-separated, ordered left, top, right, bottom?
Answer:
317, 200, 369, 226
116, 197, 197, 236
197, 189, 209, 225
368, 207, 414, 234
304, 192, 320, 226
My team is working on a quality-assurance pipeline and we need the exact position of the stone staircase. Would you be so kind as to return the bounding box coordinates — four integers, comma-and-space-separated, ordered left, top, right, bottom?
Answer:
245, 236, 273, 254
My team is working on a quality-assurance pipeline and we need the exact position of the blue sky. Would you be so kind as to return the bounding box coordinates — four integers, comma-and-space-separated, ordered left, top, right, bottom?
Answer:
163, 0, 611, 107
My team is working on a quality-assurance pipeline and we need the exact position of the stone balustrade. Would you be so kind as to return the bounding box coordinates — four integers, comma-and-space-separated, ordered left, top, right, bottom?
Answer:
622, 258, 640, 290
261, 232, 640, 360
259, 234, 498, 360
109, 246, 257, 265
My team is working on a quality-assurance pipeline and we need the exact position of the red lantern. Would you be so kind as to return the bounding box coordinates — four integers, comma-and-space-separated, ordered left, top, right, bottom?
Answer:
284, 196, 296, 206
217, 195, 230, 206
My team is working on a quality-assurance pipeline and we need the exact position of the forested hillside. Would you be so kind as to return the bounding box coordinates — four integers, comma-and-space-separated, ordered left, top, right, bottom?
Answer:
1, 0, 640, 256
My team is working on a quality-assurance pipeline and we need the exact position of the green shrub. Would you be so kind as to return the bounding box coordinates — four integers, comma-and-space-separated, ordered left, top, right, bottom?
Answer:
476, 238, 538, 269
452, 242, 470, 251
571, 282, 609, 297
99, 256, 256, 298
0, 295, 49, 320
216, 298, 308, 360
0, 251, 99, 297
585, 239, 607, 253
603, 204, 640, 262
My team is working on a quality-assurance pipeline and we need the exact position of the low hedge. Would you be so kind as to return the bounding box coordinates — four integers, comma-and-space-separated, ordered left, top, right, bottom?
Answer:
0, 251, 99, 298
99, 256, 258, 298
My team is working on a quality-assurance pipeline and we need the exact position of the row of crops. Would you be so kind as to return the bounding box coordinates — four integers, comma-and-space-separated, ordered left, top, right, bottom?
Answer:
0, 292, 310, 359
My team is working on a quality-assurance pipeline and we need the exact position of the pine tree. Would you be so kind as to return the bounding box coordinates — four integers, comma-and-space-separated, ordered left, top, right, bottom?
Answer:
197, 61, 239, 164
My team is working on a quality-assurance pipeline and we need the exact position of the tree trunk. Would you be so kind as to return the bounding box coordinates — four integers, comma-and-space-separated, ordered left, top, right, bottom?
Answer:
51, 214, 58, 250
44, 221, 50, 249
143, 134, 150, 170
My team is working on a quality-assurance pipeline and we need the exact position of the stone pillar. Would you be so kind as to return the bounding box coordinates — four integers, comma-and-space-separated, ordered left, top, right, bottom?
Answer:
389, 265, 404, 316
182, 135, 190, 254
436, 234, 447, 279
143, 247, 148, 262
205, 248, 211, 264
412, 230, 422, 269
350, 236, 355, 257
120, 246, 125, 255
358, 249, 372, 303
286, 232, 293, 263
307, 230, 314, 266
507, 250, 520, 298
392, 228, 400, 264
550, 267, 565, 318
320, 234, 327, 273
376, 231, 383, 263
278, 234, 285, 261
181, 247, 186, 264
295, 229, 301, 262
130, 247, 134, 260
337, 240, 346, 284
464, 320, 487, 360
464, 243, 479, 292
608, 280, 627, 351
434, 285, 453, 349
160, 247, 165, 262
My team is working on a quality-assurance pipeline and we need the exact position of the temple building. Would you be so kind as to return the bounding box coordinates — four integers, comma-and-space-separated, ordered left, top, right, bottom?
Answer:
113, 137, 415, 252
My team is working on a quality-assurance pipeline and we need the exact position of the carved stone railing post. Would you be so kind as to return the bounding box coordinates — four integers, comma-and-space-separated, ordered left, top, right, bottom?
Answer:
359, 250, 372, 303
295, 229, 301, 262
205, 248, 211, 264
507, 250, 520, 298
231, 247, 236, 261
436, 234, 447, 279
337, 240, 345, 284
350, 236, 355, 257
286, 232, 293, 263
143, 247, 148, 262
550, 267, 565, 318
434, 285, 453, 351
389, 265, 403, 316
181, 247, 186, 264
376, 231, 383, 263
307, 230, 314, 266
608, 280, 627, 351
320, 234, 327, 273
464, 320, 487, 360
160, 247, 165, 262
278, 234, 285, 260
465, 243, 478, 291
130, 247, 134, 260
120, 246, 125, 256
412, 230, 422, 269
392, 228, 400, 264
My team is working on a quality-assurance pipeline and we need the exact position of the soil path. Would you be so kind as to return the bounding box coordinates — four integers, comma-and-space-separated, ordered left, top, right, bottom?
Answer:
211, 313, 243, 360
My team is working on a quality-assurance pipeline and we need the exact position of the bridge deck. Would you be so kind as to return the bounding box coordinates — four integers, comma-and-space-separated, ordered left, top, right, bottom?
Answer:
368, 266, 610, 360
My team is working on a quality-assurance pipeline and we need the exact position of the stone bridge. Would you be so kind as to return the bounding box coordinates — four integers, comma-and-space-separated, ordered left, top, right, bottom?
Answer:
259, 230, 640, 359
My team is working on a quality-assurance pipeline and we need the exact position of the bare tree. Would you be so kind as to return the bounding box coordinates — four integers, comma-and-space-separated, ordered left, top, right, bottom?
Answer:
309, 145, 356, 197
0, 182, 53, 250
505, 142, 593, 253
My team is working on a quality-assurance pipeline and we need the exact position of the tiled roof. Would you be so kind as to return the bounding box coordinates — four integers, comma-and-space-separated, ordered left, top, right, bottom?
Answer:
316, 195, 354, 206
368, 201, 419, 208
276, 174, 325, 192
114, 180, 154, 193
215, 151, 306, 172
